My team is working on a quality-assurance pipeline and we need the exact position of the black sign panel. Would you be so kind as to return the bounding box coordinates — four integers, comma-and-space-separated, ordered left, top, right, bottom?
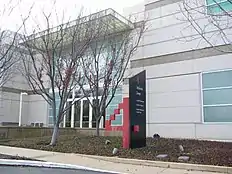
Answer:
129, 70, 146, 149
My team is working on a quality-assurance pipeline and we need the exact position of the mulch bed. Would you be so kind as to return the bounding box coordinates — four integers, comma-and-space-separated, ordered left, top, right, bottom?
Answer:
0, 135, 232, 167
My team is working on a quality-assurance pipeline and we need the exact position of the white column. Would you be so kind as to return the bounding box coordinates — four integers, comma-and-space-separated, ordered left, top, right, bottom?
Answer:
80, 99, 83, 128
89, 98, 92, 128
71, 90, 75, 128
19, 92, 27, 127
99, 116, 103, 128
63, 103, 66, 128
99, 97, 103, 128
19, 94, 23, 127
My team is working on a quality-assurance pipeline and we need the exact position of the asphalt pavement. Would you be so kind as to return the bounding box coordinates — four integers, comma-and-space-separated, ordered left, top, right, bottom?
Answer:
0, 166, 119, 174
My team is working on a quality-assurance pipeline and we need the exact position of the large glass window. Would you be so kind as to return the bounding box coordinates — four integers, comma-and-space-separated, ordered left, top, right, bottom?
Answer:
106, 87, 123, 126
48, 92, 60, 126
202, 69, 232, 122
206, 0, 232, 14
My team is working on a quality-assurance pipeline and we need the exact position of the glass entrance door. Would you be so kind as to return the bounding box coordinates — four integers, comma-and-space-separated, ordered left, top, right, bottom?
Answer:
65, 97, 105, 128
82, 99, 89, 128
74, 100, 81, 127
65, 102, 72, 127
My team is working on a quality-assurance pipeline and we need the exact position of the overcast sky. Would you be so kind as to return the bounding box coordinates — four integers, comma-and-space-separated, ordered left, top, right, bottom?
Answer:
0, 0, 143, 33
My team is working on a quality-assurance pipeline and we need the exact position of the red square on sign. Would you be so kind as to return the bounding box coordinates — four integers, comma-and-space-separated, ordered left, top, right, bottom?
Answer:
133, 125, 140, 132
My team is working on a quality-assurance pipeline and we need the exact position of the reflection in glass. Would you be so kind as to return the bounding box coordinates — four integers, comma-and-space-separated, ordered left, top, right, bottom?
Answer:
82, 100, 89, 128
92, 99, 106, 128
74, 101, 81, 127
92, 99, 98, 128
65, 102, 71, 127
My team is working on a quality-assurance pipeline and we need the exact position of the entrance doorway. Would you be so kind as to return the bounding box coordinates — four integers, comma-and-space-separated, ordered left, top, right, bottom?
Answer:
64, 97, 104, 128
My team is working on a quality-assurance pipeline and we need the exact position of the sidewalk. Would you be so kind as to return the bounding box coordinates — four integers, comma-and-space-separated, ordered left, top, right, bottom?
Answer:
0, 145, 225, 174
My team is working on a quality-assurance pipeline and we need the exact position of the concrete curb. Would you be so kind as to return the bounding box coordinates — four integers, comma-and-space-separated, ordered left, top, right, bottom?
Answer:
0, 159, 121, 174
73, 153, 232, 174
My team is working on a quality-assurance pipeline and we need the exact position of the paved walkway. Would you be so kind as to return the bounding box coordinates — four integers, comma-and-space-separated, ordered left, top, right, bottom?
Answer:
0, 146, 225, 174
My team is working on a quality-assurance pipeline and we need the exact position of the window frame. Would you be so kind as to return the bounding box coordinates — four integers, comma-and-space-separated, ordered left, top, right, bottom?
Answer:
201, 68, 232, 124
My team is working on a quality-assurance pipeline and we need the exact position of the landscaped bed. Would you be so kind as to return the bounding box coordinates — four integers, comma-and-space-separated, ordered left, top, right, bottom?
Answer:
0, 135, 232, 167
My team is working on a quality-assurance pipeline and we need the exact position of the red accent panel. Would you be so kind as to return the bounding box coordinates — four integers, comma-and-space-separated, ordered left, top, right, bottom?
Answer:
122, 97, 130, 149
133, 125, 140, 132
110, 114, 116, 121
112, 126, 123, 131
104, 97, 130, 149
118, 103, 123, 109
105, 120, 111, 130
114, 108, 120, 115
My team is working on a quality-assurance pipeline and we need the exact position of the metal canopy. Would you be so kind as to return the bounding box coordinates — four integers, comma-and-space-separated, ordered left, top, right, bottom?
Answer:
24, 8, 134, 46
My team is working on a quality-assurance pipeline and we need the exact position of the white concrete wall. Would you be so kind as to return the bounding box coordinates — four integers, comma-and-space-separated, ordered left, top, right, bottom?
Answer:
124, 0, 232, 61
123, 0, 232, 140
0, 91, 29, 125
0, 92, 48, 126
3, 59, 30, 90
126, 52, 232, 140
27, 95, 48, 126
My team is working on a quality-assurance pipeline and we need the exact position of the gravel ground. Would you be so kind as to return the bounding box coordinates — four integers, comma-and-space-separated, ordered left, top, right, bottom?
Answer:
1, 135, 232, 167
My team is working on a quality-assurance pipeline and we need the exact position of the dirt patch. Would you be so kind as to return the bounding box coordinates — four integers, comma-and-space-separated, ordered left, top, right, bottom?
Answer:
1, 135, 232, 167
0, 154, 41, 161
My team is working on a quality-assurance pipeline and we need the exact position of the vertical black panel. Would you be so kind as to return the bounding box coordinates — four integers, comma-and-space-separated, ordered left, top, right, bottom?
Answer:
129, 70, 146, 149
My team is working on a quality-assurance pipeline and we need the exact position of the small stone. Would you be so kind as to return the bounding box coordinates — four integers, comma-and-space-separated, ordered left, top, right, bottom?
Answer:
179, 145, 184, 152
156, 154, 168, 159
178, 156, 190, 162
112, 148, 118, 155
153, 134, 160, 140
105, 140, 111, 145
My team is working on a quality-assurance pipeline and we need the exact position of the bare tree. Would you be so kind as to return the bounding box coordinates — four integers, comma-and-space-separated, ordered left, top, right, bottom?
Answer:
20, 8, 106, 145
179, 0, 232, 53
79, 10, 147, 136
0, 0, 27, 86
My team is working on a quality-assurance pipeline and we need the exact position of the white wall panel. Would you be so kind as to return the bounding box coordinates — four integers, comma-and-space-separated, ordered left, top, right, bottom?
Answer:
148, 123, 196, 138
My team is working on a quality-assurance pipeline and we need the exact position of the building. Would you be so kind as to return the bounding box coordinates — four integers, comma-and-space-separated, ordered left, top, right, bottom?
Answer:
0, 9, 130, 130
121, 0, 232, 140
1, 0, 232, 141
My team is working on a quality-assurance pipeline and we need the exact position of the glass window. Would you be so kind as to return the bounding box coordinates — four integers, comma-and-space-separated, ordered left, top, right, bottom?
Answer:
206, 0, 232, 14
202, 70, 232, 88
106, 86, 123, 126
204, 105, 232, 122
202, 70, 232, 122
48, 92, 61, 125
203, 88, 232, 105
48, 116, 53, 125
111, 114, 123, 126
74, 101, 81, 127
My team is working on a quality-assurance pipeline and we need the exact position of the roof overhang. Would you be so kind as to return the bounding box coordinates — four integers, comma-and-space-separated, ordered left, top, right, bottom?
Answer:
21, 8, 134, 49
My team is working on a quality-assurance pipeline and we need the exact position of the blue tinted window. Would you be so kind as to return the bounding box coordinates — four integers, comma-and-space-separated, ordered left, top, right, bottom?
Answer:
204, 106, 232, 122
106, 86, 123, 125
203, 88, 232, 105
111, 114, 123, 125
202, 70, 232, 122
207, 0, 232, 14
202, 70, 232, 88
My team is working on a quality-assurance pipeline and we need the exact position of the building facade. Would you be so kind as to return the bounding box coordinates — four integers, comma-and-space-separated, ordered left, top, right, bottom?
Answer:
122, 0, 232, 140
1, 0, 232, 141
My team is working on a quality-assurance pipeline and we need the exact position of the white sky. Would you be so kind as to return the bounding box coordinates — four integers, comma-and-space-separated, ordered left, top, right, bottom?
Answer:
0, 0, 143, 34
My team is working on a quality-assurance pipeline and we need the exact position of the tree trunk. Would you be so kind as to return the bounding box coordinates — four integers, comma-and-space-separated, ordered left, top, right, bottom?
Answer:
50, 124, 59, 146
96, 118, 100, 136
